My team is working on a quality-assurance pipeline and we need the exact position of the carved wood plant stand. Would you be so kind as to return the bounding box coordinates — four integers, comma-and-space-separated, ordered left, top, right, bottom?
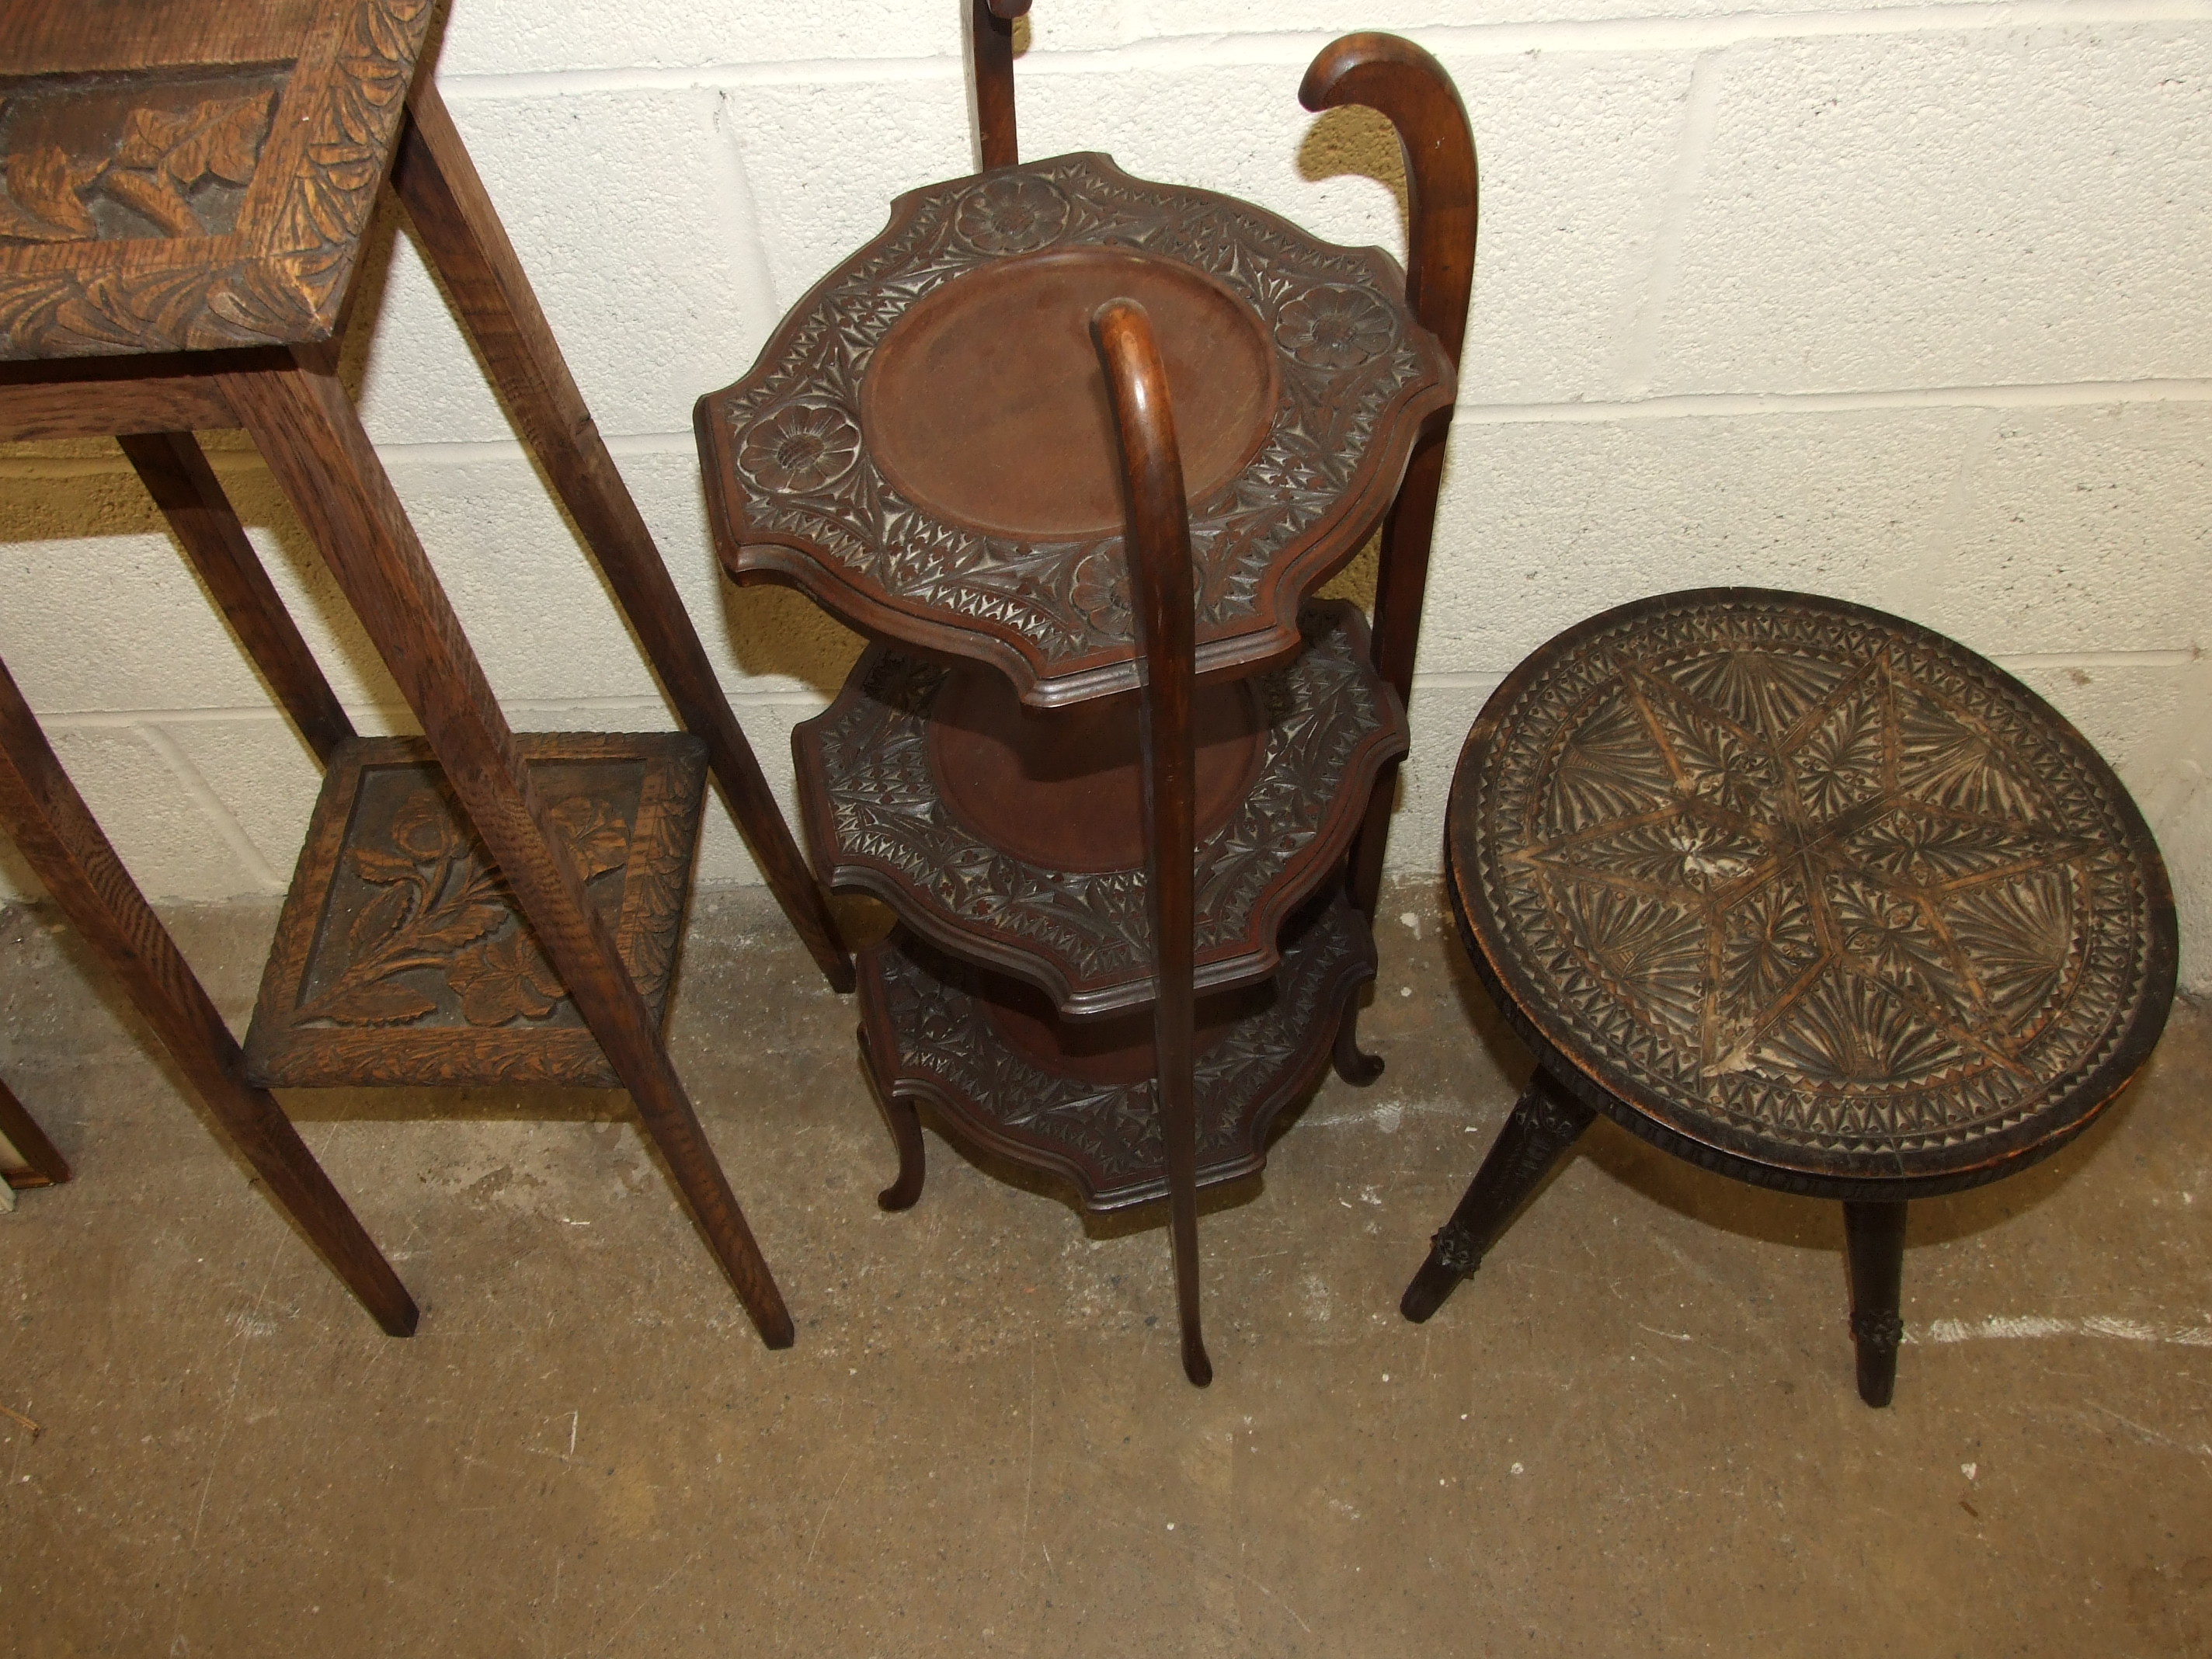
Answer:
1401, 590, 2178, 1406
696, 14, 1478, 1379
0, 0, 849, 1348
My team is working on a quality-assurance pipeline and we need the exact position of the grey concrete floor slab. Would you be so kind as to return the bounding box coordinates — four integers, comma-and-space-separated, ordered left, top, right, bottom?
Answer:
0, 881, 2205, 1657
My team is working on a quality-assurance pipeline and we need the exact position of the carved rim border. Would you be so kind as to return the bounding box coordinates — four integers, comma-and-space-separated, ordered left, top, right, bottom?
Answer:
0, 0, 436, 360
1447, 587, 2179, 1202
699, 151, 1455, 709
795, 601, 1407, 1017
857, 893, 1376, 1211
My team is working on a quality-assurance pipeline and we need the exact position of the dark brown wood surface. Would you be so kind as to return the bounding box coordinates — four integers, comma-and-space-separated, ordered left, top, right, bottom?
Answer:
0, 0, 439, 358
0, 649, 417, 1334
1406, 588, 2179, 1407
793, 600, 1404, 1017
857, 892, 1375, 1212
1298, 35, 1479, 1076
388, 85, 853, 993
244, 734, 708, 1088
0, 354, 240, 440
969, 0, 1027, 171
1096, 295, 1209, 1386
1448, 588, 2178, 1199
702, 150, 1453, 708
117, 428, 356, 764
0, 1076, 72, 1188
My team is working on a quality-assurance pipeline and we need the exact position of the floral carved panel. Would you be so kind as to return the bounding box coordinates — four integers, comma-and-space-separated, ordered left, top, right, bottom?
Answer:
1452, 590, 2176, 1196
244, 734, 709, 1090
0, 0, 436, 357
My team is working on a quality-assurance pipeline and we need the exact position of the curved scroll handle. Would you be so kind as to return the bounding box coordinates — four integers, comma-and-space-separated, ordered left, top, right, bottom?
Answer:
1301, 37, 1479, 993
971, 0, 1033, 171
1299, 32, 1476, 367
1092, 297, 1213, 1390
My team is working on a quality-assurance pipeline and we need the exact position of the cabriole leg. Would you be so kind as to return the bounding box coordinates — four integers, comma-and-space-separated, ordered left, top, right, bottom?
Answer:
857, 1030, 925, 1212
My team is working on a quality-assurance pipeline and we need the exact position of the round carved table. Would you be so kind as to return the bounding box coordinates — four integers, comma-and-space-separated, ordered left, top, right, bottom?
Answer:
1401, 587, 2178, 1406
697, 151, 1454, 1221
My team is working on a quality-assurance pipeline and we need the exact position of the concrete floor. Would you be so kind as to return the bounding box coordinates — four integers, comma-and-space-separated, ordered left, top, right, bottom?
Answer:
0, 879, 2205, 1657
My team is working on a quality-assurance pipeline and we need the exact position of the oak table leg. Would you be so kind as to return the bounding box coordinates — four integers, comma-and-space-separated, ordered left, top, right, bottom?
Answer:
0, 1076, 71, 1188
117, 430, 356, 767
1400, 1069, 1595, 1323
388, 84, 853, 994
221, 355, 796, 1350
1843, 1199, 1908, 1407
0, 652, 416, 1335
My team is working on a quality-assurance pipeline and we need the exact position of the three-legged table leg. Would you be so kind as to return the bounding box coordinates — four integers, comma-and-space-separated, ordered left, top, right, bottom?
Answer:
1843, 1199, 1908, 1407
0, 652, 416, 1336
1400, 1067, 1595, 1323
388, 84, 852, 994
221, 353, 795, 1349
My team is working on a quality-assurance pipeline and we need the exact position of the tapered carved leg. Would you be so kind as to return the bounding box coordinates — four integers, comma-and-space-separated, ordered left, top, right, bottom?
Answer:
390, 86, 852, 995
1843, 1199, 1908, 1408
1400, 1069, 1595, 1323
1331, 1000, 1385, 1085
224, 356, 794, 1351
0, 653, 414, 1335
857, 1030, 925, 1212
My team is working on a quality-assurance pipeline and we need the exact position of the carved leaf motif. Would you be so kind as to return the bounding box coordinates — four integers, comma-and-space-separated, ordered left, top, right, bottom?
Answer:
1791, 683, 1885, 823
2, 146, 99, 241
1543, 690, 1675, 837
350, 845, 419, 885
1569, 882, 1705, 1034
413, 902, 510, 953
1664, 648, 1846, 736
97, 169, 200, 238
316, 978, 437, 1028
346, 880, 415, 958
1826, 870, 1961, 1007
1896, 690, 2036, 819
449, 927, 568, 1027
90, 96, 276, 239
1945, 871, 2073, 1025
1720, 875, 1822, 1014
548, 796, 632, 882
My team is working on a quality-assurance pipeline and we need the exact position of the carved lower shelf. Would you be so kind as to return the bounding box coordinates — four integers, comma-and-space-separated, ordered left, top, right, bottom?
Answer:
857, 889, 1375, 1211
798, 600, 1404, 1017
243, 733, 708, 1090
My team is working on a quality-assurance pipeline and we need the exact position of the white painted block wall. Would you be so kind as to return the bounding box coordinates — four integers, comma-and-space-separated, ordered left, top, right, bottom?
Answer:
2, 0, 2207, 989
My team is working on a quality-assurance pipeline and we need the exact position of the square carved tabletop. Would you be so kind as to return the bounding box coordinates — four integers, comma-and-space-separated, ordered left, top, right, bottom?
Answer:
0, 0, 437, 359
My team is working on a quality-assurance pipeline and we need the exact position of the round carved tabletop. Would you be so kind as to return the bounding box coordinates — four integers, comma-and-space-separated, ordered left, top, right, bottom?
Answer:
1448, 589, 2178, 1198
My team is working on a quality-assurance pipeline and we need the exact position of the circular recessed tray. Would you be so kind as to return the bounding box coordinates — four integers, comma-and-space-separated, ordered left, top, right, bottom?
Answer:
797, 601, 1406, 1017
863, 246, 1278, 541
700, 151, 1455, 708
